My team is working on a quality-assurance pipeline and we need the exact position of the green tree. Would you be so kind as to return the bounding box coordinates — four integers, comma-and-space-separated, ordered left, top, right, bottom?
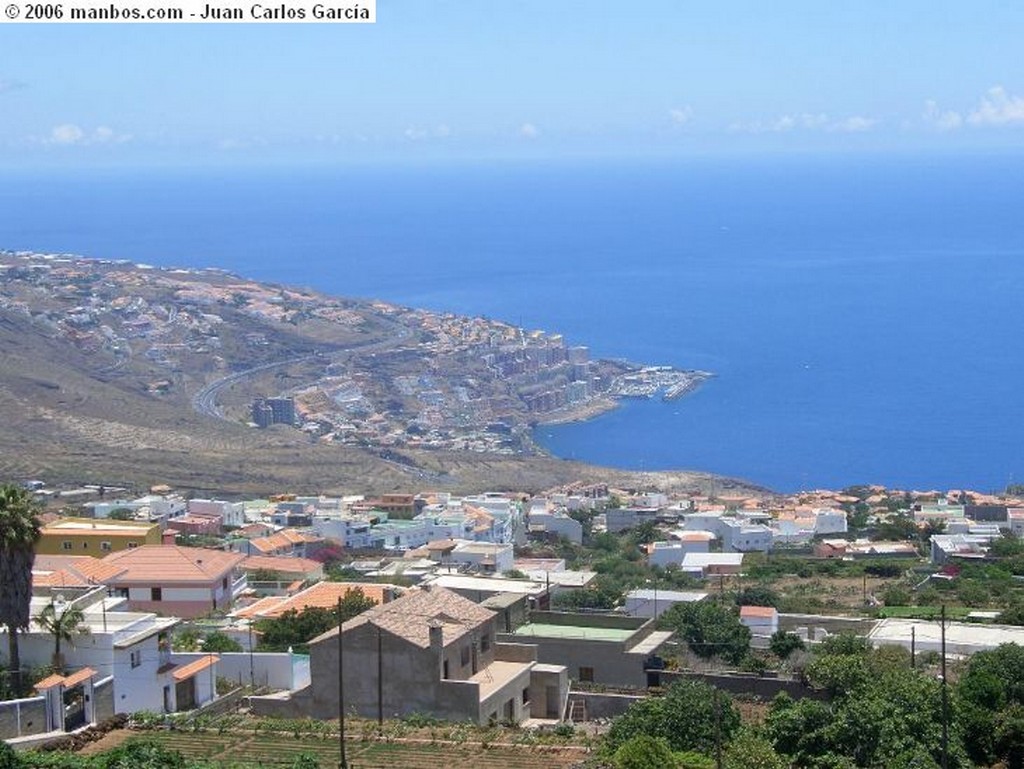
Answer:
612, 735, 678, 769
106, 508, 136, 521
172, 628, 201, 652
0, 484, 42, 696
768, 630, 805, 660
658, 601, 751, 664
957, 643, 1024, 766
34, 600, 89, 672
256, 589, 376, 653
735, 585, 780, 609
723, 730, 787, 769
200, 631, 243, 653
605, 679, 740, 755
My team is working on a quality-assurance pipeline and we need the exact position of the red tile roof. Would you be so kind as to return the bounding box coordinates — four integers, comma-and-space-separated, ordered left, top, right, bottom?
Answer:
172, 655, 218, 681
102, 545, 244, 583
233, 581, 393, 619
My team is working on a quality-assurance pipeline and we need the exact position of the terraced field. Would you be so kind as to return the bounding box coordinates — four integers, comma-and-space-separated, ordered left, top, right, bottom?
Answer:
123, 729, 590, 768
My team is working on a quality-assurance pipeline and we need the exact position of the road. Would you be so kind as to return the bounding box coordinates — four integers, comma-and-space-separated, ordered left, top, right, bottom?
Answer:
190, 320, 411, 421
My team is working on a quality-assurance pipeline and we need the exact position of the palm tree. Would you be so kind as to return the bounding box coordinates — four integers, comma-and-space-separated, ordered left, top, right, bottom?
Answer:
35, 600, 89, 672
0, 483, 42, 695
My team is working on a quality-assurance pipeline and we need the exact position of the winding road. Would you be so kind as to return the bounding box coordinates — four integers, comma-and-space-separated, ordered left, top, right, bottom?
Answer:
190, 320, 412, 422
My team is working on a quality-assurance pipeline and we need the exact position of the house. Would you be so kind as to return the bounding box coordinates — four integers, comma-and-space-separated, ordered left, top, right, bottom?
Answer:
32, 555, 129, 590
165, 513, 223, 537
740, 605, 779, 636
230, 529, 325, 559
102, 545, 247, 618
252, 586, 568, 725
605, 508, 658, 533
526, 505, 583, 545
36, 517, 162, 555
239, 555, 325, 584
187, 498, 246, 528
424, 574, 551, 609
647, 533, 714, 568
622, 589, 708, 619
719, 519, 773, 553
0, 587, 219, 717
930, 533, 999, 565
814, 538, 919, 559
680, 552, 745, 578
232, 581, 400, 621
498, 611, 672, 688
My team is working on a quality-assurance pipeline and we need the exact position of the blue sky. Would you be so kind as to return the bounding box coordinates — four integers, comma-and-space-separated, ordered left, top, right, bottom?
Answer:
2, 0, 1024, 167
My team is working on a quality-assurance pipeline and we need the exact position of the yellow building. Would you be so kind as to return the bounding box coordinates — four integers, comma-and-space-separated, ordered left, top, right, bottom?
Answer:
36, 517, 162, 556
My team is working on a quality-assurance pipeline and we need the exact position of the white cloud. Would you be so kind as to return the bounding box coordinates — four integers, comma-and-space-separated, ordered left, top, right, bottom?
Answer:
519, 122, 540, 139
922, 100, 963, 131
403, 124, 452, 141
50, 124, 85, 145
44, 123, 132, 146
967, 86, 1024, 127
830, 115, 877, 133
669, 106, 693, 126
731, 112, 877, 134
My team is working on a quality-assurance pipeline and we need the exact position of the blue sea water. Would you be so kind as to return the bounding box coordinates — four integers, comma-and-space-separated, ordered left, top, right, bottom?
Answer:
2, 154, 1023, 492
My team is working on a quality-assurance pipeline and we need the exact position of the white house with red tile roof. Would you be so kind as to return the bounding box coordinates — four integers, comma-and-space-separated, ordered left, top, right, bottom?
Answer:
101, 545, 247, 618
0, 587, 221, 716
739, 605, 779, 636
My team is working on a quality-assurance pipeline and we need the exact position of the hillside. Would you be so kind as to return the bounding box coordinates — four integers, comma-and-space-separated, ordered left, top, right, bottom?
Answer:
0, 252, 762, 498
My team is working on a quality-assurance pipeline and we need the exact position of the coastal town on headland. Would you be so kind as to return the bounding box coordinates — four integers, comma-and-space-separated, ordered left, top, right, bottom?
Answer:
0, 250, 712, 457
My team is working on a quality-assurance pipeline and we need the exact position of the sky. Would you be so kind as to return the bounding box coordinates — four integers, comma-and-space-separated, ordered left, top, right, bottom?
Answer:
2, 0, 1024, 167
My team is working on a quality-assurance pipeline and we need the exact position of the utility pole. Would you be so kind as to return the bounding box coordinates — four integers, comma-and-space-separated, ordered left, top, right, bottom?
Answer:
338, 597, 348, 769
713, 688, 723, 769
911, 626, 916, 669
248, 623, 255, 690
377, 625, 384, 737
941, 604, 948, 769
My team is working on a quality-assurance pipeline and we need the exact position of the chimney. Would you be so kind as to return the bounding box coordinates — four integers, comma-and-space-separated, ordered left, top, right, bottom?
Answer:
162, 530, 177, 545
428, 620, 444, 678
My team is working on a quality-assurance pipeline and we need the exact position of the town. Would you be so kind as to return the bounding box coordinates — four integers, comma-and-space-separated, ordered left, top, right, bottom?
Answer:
4, 477, 1024, 767
0, 250, 712, 461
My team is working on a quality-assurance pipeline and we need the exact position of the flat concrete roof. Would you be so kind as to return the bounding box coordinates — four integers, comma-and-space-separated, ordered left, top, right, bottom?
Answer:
513, 623, 635, 642
869, 618, 1024, 655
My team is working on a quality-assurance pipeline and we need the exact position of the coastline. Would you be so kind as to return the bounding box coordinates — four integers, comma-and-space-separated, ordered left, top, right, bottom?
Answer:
533, 396, 621, 426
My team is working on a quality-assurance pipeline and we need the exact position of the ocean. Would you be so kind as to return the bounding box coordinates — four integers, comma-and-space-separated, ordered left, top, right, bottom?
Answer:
2, 153, 1023, 492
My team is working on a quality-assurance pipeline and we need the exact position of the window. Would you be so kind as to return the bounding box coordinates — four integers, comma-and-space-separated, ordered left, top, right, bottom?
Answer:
222, 577, 228, 590
130, 650, 141, 668
442, 660, 449, 679
151, 587, 162, 601
62, 541, 73, 551
460, 645, 470, 667
100, 541, 112, 552
522, 687, 530, 705
82, 541, 88, 549
578, 666, 594, 683
480, 633, 491, 653
127, 542, 139, 549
